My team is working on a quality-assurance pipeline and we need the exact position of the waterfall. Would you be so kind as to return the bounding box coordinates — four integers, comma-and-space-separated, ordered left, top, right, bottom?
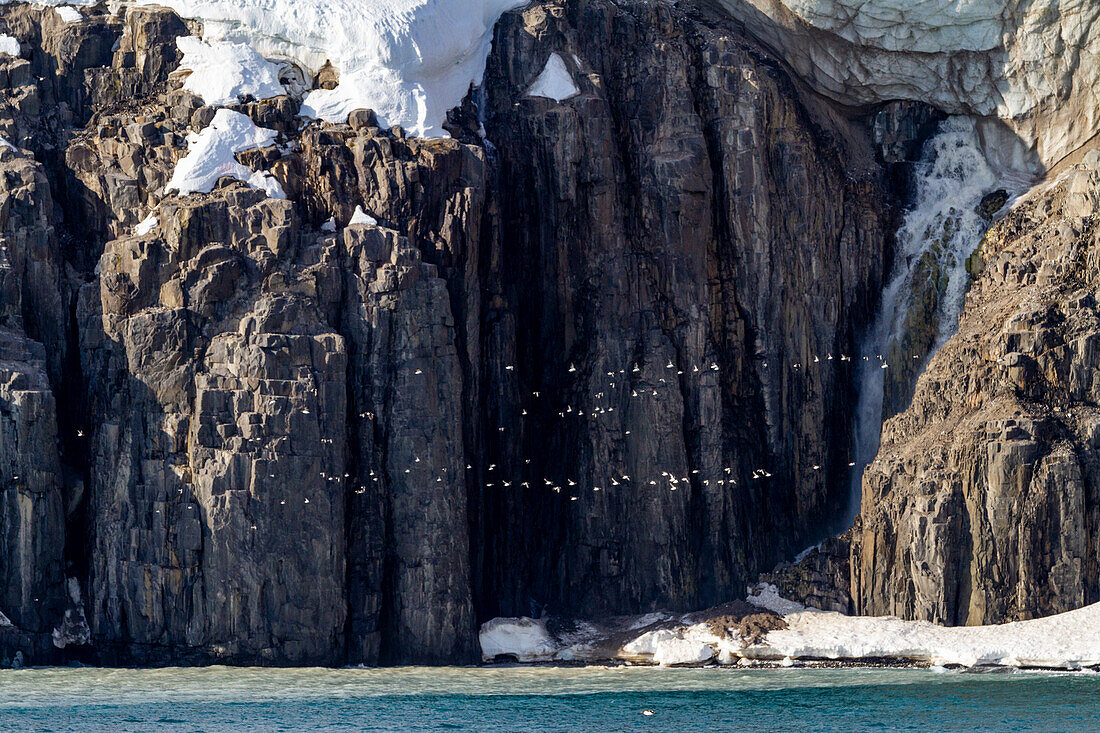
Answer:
845, 116, 1015, 524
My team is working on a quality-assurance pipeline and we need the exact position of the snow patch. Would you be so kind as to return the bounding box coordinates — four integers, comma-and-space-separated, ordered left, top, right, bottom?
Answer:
138, 0, 527, 137
479, 617, 559, 662
746, 583, 808, 615
320, 217, 336, 232
134, 214, 158, 236
349, 205, 377, 226
2, 0, 95, 5
628, 612, 674, 630
526, 53, 579, 102
622, 629, 716, 666
0, 609, 10, 627
250, 170, 286, 199
66, 577, 81, 605
0, 34, 20, 57
176, 36, 285, 107
793, 543, 820, 563
166, 108, 284, 197
54, 5, 82, 22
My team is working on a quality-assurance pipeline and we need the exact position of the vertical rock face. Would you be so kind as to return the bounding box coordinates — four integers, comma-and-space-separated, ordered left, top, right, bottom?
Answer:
290, 125, 487, 664
476, 0, 887, 619
79, 185, 350, 664
339, 223, 477, 665
287, 128, 487, 664
0, 0, 900, 666
0, 330, 64, 632
70, 91, 487, 663
855, 156, 1100, 625
0, 140, 77, 662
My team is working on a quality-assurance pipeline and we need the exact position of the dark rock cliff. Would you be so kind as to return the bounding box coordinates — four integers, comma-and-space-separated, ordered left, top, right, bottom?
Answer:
476, 0, 887, 620
0, 0, 898, 666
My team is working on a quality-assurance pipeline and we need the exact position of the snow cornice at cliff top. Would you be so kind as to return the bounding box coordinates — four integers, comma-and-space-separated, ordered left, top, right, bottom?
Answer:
128, 0, 526, 137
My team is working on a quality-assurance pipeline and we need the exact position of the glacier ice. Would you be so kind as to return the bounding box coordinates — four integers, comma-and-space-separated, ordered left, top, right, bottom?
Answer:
717, 0, 1100, 169
137, 0, 527, 137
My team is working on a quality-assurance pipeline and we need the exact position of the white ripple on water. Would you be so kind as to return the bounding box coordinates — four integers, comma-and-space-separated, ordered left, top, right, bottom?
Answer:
0, 664, 1078, 709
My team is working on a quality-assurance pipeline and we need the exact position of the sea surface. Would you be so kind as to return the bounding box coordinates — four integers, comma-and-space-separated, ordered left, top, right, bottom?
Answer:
1, 664, 1098, 732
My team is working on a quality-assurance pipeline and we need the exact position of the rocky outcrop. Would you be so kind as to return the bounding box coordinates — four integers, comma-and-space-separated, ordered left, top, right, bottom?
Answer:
854, 153, 1100, 625
79, 186, 351, 665
71, 95, 488, 663
760, 535, 852, 614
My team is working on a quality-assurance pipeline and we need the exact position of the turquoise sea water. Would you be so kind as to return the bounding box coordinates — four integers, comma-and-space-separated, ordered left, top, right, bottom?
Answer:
1, 665, 1098, 732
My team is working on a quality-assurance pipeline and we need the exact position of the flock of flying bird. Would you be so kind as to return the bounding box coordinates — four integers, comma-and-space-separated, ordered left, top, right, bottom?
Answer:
29, 350, 912, 529
238, 349, 913, 509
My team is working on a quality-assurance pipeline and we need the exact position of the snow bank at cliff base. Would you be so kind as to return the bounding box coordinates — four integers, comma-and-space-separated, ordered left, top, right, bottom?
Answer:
746, 585, 1100, 670
480, 617, 560, 662
481, 587, 1100, 670
622, 629, 716, 666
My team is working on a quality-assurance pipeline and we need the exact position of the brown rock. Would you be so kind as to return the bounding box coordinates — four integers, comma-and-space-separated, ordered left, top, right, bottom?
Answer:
854, 156, 1100, 625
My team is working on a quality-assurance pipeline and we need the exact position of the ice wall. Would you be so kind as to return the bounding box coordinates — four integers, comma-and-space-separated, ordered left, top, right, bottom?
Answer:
718, 0, 1100, 169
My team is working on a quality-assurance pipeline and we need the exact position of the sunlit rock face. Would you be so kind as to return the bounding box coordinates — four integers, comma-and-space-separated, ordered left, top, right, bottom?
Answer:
853, 152, 1100, 627
718, 0, 1100, 169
